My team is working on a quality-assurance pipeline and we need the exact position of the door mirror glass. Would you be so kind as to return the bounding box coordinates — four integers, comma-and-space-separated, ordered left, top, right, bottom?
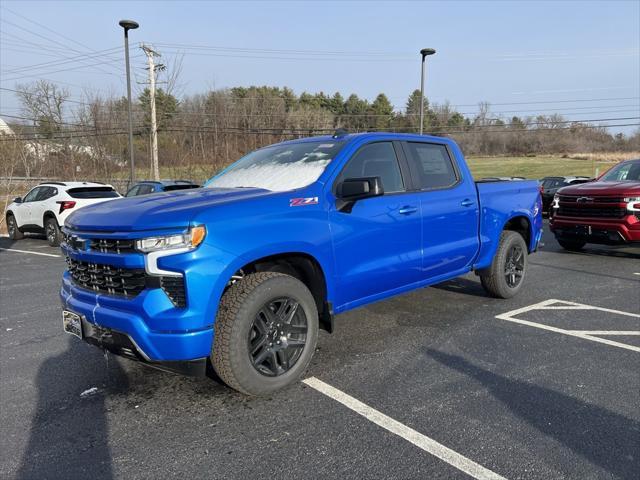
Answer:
337, 177, 384, 201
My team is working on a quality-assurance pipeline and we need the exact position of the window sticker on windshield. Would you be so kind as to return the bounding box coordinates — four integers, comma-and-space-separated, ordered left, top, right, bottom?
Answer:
318, 144, 335, 148
290, 197, 319, 207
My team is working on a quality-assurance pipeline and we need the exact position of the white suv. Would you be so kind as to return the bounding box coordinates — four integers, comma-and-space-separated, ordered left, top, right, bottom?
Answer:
5, 182, 121, 246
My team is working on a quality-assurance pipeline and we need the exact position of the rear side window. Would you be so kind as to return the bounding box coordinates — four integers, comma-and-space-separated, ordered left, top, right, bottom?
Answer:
137, 184, 156, 195
340, 142, 405, 193
404, 142, 458, 190
66, 187, 119, 199
36, 186, 57, 200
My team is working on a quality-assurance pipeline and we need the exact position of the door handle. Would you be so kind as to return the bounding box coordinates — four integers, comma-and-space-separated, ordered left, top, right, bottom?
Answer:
461, 199, 475, 207
398, 206, 418, 215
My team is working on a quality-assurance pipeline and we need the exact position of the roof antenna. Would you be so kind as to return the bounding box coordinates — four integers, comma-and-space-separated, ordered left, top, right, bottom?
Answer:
332, 128, 348, 139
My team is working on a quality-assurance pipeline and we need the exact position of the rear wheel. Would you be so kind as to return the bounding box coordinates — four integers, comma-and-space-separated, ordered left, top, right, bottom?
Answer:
212, 272, 318, 396
480, 230, 528, 299
557, 238, 585, 251
6, 214, 24, 240
45, 217, 62, 246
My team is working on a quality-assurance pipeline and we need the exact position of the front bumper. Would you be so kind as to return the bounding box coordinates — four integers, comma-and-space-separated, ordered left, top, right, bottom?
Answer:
79, 315, 207, 376
59, 228, 240, 363
550, 214, 640, 244
61, 272, 214, 361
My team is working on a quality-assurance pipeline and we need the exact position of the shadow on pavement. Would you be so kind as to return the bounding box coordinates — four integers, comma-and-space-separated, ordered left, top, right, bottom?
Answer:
16, 339, 129, 480
432, 276, 488, 298
425, 349, 640, 479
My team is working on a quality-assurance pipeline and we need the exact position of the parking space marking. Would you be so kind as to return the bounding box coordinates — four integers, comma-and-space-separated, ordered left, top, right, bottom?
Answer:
303, 377, 507, 480
496, 299, 640, 353
0, 247, 60, 258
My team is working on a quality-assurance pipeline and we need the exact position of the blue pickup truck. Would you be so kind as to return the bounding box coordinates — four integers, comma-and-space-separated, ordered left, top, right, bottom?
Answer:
60, 132, 542, 395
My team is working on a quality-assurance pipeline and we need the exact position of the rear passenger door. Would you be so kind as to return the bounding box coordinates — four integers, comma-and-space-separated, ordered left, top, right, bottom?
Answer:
402, 141, 480, 281
329, 141, 423, 307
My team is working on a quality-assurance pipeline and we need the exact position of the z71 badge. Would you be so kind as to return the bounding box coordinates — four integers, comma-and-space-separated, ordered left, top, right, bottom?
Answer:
289, 197, 319, 207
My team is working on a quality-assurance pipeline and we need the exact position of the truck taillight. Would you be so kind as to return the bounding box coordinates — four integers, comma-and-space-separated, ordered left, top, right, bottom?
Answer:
56, 201, 76, 214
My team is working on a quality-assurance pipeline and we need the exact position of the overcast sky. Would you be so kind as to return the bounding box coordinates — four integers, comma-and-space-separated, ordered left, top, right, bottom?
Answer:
1, 0, 639, 133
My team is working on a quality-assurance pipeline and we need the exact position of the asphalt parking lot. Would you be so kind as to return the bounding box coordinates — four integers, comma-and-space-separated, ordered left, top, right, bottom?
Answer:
1, 225, 638, 480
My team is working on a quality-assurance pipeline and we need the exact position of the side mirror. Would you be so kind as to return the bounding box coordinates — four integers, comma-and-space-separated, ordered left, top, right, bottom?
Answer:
13, 197, 22, 204
336, 177, 384, 212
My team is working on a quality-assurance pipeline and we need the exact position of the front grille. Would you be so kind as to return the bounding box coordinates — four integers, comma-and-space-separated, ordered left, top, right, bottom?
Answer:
160, 276, 186, 308
62, 232, 137, 254
90, 238, 136, 254
66, 257, 146, 297
556, 206, 627, 218
558, 195, 624, 203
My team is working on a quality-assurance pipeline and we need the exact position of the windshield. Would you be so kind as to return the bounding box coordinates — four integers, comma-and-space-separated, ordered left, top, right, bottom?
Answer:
206, 141, 344, 192
600, 160, 640, 182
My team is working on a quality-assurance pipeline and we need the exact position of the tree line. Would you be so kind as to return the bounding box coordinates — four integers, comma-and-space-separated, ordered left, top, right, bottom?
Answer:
1, 80, 639, 183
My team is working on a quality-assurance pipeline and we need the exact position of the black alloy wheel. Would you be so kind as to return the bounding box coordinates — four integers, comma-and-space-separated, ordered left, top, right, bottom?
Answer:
504, 244, 525, 288
248, 297, 308, 376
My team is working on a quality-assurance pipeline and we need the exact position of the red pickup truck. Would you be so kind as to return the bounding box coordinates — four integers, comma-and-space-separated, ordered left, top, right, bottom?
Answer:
550, 158, 640, 250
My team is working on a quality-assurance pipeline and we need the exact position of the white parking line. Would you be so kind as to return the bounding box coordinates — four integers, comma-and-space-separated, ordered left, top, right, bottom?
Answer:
634, 273, 640, 276
496, 299, 640, 353
0, 247, 60, 258
303, 377, 506, 480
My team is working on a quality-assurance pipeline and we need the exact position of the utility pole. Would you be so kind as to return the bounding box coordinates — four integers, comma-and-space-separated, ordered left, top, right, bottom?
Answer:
118, 20, 139, 185
142, 44, 161, 181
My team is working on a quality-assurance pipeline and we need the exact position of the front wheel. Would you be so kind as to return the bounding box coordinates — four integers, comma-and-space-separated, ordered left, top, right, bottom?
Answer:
45, 217, 62, 247
480, 230, 528, 299
6, 214, 24, 240
212, 272, 319, 396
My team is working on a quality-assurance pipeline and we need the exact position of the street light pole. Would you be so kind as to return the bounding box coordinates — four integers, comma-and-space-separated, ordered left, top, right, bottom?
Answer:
419, 48, 436, 135
119, 19, 139, 185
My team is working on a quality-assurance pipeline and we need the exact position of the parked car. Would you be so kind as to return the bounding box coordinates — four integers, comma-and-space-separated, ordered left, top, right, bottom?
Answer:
550, 159, 640, 250
125, 180, 200, 197
5, 182, 120, 246
60, 132, 542, 395
540, 176, 591, 214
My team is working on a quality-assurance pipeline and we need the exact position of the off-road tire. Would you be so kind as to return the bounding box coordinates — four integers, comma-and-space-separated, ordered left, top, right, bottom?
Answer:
480, 230, 528, 299
6, 214, 24, 240
557, 238, 586, 251
45, 217, 62, 247
212, 272, 318, 396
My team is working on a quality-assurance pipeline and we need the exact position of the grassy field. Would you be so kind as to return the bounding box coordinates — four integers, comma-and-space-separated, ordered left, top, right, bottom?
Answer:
465, 154, 627, 179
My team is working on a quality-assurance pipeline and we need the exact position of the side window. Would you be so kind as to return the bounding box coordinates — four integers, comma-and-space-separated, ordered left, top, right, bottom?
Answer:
36, 187, 57, 201
340, 142, 405, 193
138, 184, 155, 195
23, 187, 42, 202
404, 142, 458, 190
126, 186, 140, 197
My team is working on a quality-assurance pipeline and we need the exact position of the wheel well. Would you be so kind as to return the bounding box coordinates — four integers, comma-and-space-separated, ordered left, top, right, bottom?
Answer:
236, 253, 333, 333
43, 211, 58, 225
6, 210, 14, 218
504, 216, 531, 249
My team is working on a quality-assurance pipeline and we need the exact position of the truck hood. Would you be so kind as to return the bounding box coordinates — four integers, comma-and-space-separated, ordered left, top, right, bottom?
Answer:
558, 181, 640, 197
65, 187, 272, 232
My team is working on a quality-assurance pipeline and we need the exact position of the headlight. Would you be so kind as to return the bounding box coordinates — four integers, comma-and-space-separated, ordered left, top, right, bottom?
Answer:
552, 193, 560, 208
625, 197, 640, 212
135, 225, 206, 253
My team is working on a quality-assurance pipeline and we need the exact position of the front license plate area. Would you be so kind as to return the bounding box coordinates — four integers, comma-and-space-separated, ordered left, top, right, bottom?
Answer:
62, 310, 83, 338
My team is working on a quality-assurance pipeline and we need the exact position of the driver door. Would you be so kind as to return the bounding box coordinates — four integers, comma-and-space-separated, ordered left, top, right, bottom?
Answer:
13, 186, 42, 227
328, 141, 423, 309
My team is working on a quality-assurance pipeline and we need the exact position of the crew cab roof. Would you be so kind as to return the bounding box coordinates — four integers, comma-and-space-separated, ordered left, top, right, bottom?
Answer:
271, 132, 453, 148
